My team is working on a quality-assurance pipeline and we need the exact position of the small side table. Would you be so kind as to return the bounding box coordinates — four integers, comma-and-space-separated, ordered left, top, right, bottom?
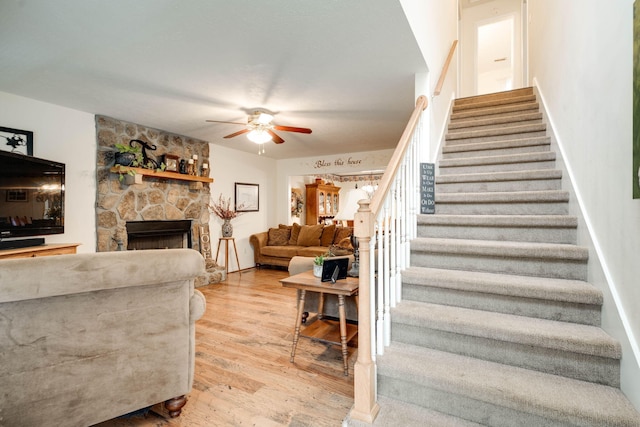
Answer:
280, 270, 359, 376
215, 237, 241, 274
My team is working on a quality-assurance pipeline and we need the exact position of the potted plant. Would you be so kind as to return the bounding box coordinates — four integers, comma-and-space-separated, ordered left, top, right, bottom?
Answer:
114, 142, 143, 167
114, 142, 166, 182
208, 194, 244, 237
313, 252, 331, 277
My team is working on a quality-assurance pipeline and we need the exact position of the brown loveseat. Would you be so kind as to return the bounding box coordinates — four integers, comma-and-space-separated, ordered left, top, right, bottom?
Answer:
250, 223, 352, 268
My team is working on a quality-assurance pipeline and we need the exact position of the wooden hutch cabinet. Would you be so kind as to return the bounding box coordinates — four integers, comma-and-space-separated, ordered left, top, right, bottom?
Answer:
305, 182, 340, 225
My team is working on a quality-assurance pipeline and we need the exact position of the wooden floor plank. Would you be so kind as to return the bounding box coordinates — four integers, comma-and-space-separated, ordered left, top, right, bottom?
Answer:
93, 268, 355, 427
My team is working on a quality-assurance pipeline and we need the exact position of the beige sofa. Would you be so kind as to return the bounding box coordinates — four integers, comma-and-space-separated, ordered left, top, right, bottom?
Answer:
0, 248, 206, 427
250, 223, 352, 268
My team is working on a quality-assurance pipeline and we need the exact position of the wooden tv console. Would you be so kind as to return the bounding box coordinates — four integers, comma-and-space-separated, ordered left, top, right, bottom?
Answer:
0, 243, 80, 260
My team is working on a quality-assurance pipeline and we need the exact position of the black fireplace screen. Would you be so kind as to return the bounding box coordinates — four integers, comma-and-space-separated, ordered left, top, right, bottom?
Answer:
126, 220, 192, 250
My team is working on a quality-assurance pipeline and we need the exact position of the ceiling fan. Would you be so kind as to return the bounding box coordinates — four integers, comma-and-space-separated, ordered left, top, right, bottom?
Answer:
206, 111, 312, 144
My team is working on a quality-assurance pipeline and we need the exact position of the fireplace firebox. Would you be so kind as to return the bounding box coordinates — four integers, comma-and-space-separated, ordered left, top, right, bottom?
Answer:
126, 220, 192, 250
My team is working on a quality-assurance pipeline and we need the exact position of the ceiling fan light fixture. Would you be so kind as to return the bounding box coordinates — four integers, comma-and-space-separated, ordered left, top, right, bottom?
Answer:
247, 129, 272, 144
256, 113, 274, 125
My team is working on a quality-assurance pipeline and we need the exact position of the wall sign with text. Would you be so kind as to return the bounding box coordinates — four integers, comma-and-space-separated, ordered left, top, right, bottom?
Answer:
420, 163, 435, 214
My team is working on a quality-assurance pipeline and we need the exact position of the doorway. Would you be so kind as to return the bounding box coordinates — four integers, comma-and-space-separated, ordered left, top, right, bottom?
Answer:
476, 15, 515, 94
459, 0, 525, 97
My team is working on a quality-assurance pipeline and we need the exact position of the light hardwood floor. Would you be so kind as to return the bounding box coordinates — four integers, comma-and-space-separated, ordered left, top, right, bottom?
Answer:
95, 268, 356, 427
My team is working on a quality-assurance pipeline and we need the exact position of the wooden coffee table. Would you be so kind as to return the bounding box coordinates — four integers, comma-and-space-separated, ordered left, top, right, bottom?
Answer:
280, 270, 359, 376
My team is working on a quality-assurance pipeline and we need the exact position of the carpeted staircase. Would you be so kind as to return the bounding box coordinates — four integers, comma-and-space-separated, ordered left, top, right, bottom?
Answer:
369, 88, 640, 426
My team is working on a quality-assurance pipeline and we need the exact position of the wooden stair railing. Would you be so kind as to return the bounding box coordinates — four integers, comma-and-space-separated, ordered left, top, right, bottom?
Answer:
349, 95, 428, 423
433, 40, 458, 97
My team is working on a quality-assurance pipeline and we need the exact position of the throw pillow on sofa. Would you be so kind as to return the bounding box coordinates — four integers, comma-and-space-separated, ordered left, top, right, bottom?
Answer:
296, 224, 323, 246
333, 226, 352, 244
320, 224, 336, 246
329, 236, 354, 256
267, 228, 290, 246
288, 223, 301, 245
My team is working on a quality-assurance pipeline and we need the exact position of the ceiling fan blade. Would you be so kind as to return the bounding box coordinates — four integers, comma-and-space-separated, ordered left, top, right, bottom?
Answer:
273, 125, 312, 134
273, 125, 311, 133
206, 120, 247, 125
223, 129, 250, 139
267, 129, 285, 144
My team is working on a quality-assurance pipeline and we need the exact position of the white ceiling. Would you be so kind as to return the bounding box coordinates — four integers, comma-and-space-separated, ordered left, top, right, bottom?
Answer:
0, 1, 427, 160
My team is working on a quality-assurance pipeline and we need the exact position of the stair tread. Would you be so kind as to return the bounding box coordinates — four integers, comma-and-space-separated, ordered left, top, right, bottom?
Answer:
446, 123, 546, 141
447, 119, 543, 136
378, 343, 640, 425
436, 169, 561, 184
442, 136, 550, 154
455, 88, 534, 106
452, 95, 537, 112
392, 300, 619, 358
417, 214, 577, 228
411, 237, 589, 260
450, 102, 539, 121
402, 266, 601, 304
448, 112, 543, 130
435, 190, 569, 203
439, 151, 555, 168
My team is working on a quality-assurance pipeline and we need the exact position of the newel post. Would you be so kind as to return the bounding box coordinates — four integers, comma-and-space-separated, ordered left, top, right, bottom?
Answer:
350, 199, 380, 423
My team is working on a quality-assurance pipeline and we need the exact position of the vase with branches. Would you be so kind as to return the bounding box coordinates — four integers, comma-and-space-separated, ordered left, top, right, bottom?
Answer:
208, 194, 244, 237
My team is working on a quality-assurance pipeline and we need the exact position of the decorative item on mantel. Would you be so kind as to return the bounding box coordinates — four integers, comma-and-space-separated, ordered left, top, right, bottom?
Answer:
201, 162, 209, 177
192, 154, 199, 174
113, 140, 166, 182
163, 154, 179, 172
208, 194, 244, 237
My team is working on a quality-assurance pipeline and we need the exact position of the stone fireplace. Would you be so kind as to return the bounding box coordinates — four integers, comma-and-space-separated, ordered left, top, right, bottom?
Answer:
94, 115, 211, 254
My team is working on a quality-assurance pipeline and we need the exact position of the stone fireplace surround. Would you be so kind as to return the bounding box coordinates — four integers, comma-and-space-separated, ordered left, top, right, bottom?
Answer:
95, 115, 211, 256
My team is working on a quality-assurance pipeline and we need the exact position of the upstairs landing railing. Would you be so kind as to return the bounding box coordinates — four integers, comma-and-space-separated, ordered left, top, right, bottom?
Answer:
350, 95, 428, 423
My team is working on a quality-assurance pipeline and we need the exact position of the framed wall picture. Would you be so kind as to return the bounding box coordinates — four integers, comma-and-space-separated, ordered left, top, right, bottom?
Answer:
235, 182, 259, 212
0, 126, 33, 156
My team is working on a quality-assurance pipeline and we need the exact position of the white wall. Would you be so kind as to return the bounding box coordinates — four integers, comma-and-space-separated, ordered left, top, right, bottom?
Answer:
208, 144, 276, 271
528, 0, 640, 409
0, 91, 96, 253
400, 0, 458, 161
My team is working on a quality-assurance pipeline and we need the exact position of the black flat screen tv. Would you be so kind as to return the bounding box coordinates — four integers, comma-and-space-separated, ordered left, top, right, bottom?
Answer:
0, 151, 65, 241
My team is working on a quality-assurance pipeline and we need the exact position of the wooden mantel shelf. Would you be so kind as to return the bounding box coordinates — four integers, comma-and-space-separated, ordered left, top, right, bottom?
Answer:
110, 166, 214, 183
